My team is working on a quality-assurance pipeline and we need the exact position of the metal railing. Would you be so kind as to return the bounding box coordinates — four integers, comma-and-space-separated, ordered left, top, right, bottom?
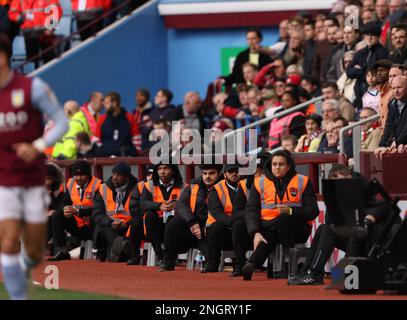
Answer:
339, 114, 380, 172
222, 96, 324, 150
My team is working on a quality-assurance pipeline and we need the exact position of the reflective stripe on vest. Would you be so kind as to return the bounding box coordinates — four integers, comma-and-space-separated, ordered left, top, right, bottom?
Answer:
207, 180, 233, 226
100, 184, 132, 221
254, 174, 308, 221
145, 180, 185, 217
190, 183, 199, 213
239, 179, 249, 199
66, 176, 101, 227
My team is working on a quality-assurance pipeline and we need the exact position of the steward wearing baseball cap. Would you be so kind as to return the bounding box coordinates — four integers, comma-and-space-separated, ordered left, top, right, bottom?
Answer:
203, 163, 242, 273
93, 162, 138, 262
229, 152, 271, 277
48, 160, 102, 261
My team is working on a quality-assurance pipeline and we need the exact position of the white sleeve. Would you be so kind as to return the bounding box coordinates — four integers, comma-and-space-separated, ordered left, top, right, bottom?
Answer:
31, 77, 69, 150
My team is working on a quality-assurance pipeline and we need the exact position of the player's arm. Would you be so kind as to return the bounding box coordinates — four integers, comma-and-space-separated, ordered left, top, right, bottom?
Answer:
32, 77, 69, 151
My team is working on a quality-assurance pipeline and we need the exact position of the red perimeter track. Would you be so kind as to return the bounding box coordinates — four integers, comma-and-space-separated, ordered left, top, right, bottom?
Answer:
4, 260, 404, 300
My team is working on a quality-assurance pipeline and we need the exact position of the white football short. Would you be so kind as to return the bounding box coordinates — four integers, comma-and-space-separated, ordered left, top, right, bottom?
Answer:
0, 186, 50, 224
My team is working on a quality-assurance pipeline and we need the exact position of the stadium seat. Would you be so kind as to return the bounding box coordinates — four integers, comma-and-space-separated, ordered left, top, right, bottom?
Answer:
219, 250, 235, 272
268, 243, 308, 279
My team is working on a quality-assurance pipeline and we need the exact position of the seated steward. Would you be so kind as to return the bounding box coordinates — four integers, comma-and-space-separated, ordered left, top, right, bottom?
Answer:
140, 163, 185, 263
48, 160, 101, 261
93, 162, 138, 262
243, 150, 319, 281
159, 163, 223, 272
230, 152, 271, 277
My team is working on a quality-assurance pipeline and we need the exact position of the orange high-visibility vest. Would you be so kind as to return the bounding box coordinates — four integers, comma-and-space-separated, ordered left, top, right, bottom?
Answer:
189, 183, 200, 213
206, 180, 233, 226
254, 174, 311, 223
99, 183, 134, 224
144, 180, 185, 218
137, 181, 145, 195
66, 176, 101, 228
239, 179, 249, 199
8, 0, 62, 32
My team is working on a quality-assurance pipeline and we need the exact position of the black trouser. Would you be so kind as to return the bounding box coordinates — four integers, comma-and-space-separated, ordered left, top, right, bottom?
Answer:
163, 217, 207, 264
144, 211, 166, 258
94, 224, 126, 249
76, 14, 104, 41
23, 33, 56, 68
206, 222, 233, 267
51, 210, 93, 252
303, 223, 384, 276
232, 219, 253, 266
248, 214, 311, 268
128, 214, 145, 257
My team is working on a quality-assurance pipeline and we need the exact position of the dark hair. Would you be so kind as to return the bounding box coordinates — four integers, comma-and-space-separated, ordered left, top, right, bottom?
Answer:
306, 113, 322, 128
328, 164, 352, 178
282, 90, 300, 104
0, 34, 12, 63
334, 116, 349, 127
246, 26, 263, 39
159, 89, 173, 103
76, 132, 91, 145
302, 75, 320, 87
325, 15, 340, 27
322, 82, 339, 91
270, 150, 295, 169
106, 91, 121, 106
391, 23, 407, 34
242, 62, 259, 71
137, 88, 150, 101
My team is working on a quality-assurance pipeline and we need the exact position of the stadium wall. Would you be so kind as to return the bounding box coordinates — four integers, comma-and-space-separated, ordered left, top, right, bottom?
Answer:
167, 27, 279, 104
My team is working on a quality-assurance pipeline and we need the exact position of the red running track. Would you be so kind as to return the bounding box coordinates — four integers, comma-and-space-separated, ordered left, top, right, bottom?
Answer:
8, 260, 404, 300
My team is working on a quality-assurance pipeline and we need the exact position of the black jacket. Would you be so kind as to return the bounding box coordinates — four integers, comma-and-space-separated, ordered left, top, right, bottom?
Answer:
207, 179, 239, 227
231, 176, 254, 223
92, 175, 138, 228
140, 164, 184, 214
346, 44, 388, 108
245, 158, 319, 237
222, 48, 272, 86
389, 46, 407, 65
149, 105, 181, 124
175, 176, 220, 227
379, 98, 407, 147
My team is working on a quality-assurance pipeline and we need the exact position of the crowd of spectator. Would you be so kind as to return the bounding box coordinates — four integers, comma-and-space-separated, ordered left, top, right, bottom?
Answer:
3, 0, 407, 164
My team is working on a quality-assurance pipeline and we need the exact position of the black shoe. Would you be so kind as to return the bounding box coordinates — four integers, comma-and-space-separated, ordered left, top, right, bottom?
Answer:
126, 256, 141, 266
230, 264, 243, 277
158, 264, 175, 272
47, 251, 71, 261
288, 273, 324, 285
97, 248, 107, 262
200, 263, 218, 273
242, 262, 255, 281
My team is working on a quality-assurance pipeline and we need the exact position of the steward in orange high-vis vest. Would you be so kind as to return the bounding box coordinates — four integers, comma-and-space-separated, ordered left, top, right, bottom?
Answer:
92, 162, 138, 262
48, 160, 101, 261
230, 152, 271, 277
204, 163, 241, 273
242, 150, 318, 281
158, 163, 223, 272
126, 164, 155, 266
140, 163, 185, 263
